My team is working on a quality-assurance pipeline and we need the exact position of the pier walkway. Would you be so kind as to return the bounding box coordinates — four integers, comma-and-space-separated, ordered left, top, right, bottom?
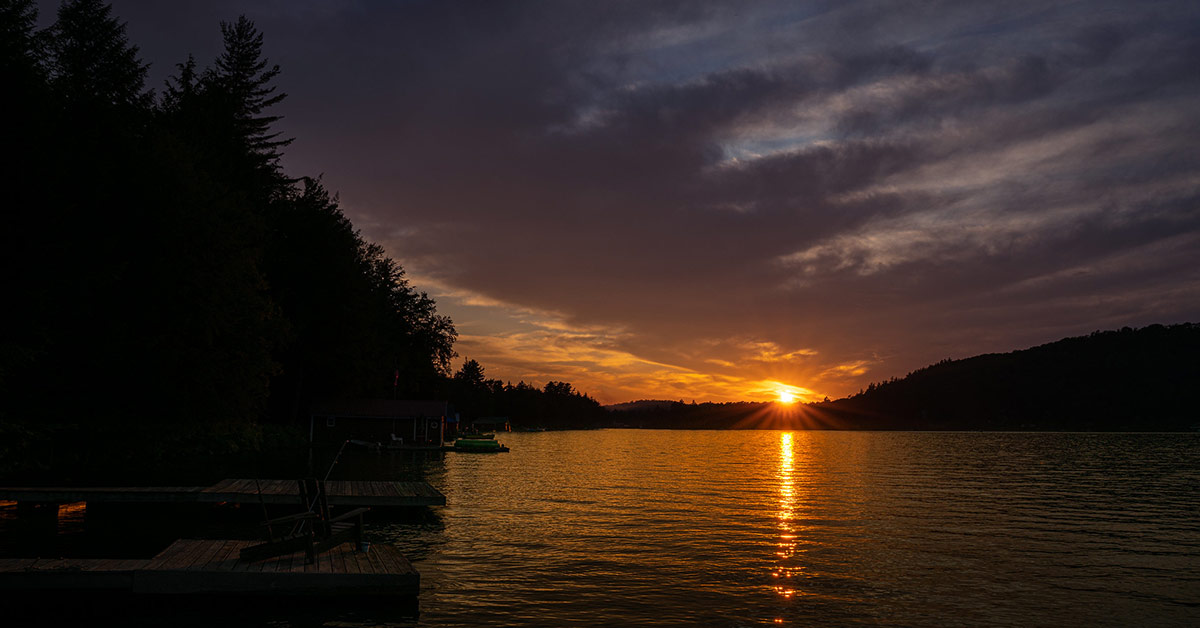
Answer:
0, 539, 418, 595
0, 478, 445, 507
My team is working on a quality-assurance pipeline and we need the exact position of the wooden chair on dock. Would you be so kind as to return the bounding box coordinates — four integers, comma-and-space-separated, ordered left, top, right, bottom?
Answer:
239, 478, 370, 564
303, 478, 370, 557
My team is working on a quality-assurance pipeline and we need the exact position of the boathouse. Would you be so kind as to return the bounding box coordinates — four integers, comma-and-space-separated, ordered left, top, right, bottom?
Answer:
309, 399, 455, 447
469, 416, 511, 433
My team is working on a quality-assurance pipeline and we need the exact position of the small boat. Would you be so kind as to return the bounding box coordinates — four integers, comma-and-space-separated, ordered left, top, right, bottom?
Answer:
452, 437, 509, 452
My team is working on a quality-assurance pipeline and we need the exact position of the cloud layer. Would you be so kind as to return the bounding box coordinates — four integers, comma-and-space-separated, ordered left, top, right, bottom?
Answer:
99, 0, 1200, 402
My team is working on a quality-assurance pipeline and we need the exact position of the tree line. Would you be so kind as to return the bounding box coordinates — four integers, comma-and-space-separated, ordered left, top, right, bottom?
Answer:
0, 0, 463, 477
449, 359, 606, 428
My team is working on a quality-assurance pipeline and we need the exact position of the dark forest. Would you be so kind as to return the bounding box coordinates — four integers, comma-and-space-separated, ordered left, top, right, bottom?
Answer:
0, 0, 600, 480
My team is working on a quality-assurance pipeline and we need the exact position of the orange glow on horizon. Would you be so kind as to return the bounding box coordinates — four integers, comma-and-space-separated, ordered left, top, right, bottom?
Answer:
447, 313, 852, 404
764, 381, 811, 405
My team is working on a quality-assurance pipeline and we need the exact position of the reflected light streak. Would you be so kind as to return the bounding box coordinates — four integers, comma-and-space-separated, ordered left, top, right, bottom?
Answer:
57, 501, 86, 535
772, 432, 801, 599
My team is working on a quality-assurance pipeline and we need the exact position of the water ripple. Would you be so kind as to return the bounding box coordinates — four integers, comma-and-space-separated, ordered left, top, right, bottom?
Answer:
363, 430, 1200, 627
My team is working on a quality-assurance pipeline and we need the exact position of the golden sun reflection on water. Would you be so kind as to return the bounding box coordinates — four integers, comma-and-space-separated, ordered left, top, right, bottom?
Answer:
773, 431, 801, 600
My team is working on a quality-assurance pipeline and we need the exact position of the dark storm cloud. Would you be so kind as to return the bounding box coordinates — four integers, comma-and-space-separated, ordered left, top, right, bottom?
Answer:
77, 0, 1200, 400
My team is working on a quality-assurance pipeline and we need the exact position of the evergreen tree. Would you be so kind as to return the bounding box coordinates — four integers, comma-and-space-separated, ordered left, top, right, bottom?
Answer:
161, 54, 198, 111
455, 359, 487, 388
210, 15, 291, 168
46, 0, 148, 108
12, 0, 153, 424
0, 0, 41, 77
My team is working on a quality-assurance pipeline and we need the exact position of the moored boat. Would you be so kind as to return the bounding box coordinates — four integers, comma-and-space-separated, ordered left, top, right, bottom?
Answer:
452, 437, 509, 452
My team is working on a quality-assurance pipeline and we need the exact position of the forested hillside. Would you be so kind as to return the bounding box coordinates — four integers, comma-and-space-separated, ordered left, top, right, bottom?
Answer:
822, 323, 1198, 430
0, 0, 455, 477
607, 324, 1199, 431
0, 1, 609, 480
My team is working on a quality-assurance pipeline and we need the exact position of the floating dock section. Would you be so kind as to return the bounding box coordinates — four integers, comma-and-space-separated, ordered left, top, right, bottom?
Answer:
0, 539, 418, 596
0, 479, 445, 507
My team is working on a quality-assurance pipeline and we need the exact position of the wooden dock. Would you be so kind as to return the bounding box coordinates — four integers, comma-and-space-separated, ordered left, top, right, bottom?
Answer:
0, 539, 418, 596
0, 478, 445, 507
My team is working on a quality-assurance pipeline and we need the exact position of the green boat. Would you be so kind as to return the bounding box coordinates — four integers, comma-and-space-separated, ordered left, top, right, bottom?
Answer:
452, 437, 509, 452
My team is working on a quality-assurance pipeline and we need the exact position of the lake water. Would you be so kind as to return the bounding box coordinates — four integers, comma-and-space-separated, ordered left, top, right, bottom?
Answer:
366, 430, 1199, 627
3, 430, 1198, 626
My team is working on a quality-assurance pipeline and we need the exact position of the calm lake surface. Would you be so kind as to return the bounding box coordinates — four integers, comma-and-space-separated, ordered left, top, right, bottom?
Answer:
4, 430, 1198, 626
363, 430, 1199, 627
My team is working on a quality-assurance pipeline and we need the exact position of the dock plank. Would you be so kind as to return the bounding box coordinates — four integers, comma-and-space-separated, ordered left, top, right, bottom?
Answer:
346, 548, 367, 575
254, 553, 279, 574
357, 548, 378, 575
205, 540, 237, 569
274, 540, 294, 574
368, 549, 387, 575
2, 539, 418, 598
165, 540, 199, 570
187, 539, 226, 570
207, 540, 240, 571
202, 479, 233, 493
344, 545, 363, 575
103, 559, 153, 571
0, 478, 443, 507
377, 545, 416, 577
145, 540, 190, 570
371, 544, 399, 575
173, 539, 211, 570
331, 543, 348, 575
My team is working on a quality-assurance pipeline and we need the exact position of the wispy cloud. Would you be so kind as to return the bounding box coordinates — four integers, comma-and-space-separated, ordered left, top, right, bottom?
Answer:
110, 0, 1200, 401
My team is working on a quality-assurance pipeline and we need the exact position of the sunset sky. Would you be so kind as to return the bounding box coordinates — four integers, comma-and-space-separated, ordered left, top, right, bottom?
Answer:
54, 1, 1200, 403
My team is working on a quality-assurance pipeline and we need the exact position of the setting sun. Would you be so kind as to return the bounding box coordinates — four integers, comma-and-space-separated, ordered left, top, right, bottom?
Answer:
778, 390, 797, 404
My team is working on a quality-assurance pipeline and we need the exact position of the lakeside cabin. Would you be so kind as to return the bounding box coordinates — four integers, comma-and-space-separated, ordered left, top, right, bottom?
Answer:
309, 399, 458, 449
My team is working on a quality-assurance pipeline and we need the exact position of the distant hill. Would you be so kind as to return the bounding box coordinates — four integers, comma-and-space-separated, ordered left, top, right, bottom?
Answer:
605, 324, 1199, 431
820, 323, 1198, 431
